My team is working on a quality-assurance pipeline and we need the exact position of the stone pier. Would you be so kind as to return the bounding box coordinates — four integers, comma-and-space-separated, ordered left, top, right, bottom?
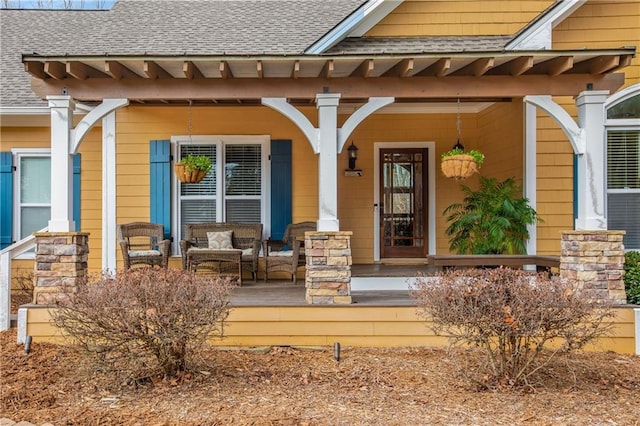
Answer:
560, 230, 626, 304
305, 231, 352, 304
33, 232, 89, 305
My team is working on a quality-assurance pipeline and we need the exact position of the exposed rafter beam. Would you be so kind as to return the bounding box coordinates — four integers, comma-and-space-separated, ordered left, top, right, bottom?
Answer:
183, 61, 203, 79
416, 58, 451, 77
383, 58, 414, 78
542, 56, 574, 76
66, 62, 93, 80
219, 61, 232, 79
143, 61, 171, 79
351, 59, 374, 78
291, 60, 300, 79
471, 57, 494, 76
509, 56, 534, 76
24, 62, 47, 79
320, 60, 334, 79
104, 61, 139, 79
44, 61, 66, 80
256, 60, 263, 79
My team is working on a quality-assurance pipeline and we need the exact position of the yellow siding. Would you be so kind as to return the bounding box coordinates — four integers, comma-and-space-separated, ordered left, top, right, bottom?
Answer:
366, 0, 553, 37
23, 305, 637, 354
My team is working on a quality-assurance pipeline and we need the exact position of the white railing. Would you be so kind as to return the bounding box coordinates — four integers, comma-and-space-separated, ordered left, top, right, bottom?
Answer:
0, 227, 47, 331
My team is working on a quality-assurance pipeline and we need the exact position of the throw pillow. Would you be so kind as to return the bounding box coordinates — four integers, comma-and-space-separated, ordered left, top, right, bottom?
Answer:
207, 230, 234, 250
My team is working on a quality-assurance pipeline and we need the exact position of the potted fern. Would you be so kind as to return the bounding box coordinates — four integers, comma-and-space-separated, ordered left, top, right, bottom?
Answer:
441, 147, 484, 179
175, 154, 212, 183
444, 177, 540, 254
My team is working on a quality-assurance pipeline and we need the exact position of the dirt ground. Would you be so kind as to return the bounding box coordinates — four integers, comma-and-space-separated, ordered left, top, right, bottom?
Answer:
1, 328, 639, 426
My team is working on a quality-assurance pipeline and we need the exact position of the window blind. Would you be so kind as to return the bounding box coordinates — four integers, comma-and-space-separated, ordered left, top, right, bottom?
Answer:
607, 130, 639, 189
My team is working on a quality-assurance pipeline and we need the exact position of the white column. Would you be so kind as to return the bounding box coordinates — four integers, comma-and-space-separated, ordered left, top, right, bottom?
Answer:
102, 112, 117, 272
47, 96, 75, 232
316, 94, 341, 231
575, 90, 608, 230
524, 102, 537, 256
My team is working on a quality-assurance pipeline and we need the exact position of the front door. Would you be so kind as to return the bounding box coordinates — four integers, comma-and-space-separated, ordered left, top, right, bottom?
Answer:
379, 148, 429, 258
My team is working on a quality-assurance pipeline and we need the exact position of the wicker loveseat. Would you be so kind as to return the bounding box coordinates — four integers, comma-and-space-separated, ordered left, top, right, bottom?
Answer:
179, 222, 263, 283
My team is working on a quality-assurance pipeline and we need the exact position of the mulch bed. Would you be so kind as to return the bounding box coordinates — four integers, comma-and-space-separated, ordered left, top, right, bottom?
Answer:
1, 328, 639, 425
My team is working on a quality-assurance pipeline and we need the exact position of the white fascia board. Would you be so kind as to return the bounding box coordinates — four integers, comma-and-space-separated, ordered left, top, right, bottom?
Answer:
305, 0, 403, 54
506, 0, 586, 51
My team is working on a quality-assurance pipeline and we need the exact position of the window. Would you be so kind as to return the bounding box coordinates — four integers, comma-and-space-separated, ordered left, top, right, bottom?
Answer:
606, 89, 640, 249
172, 136, 269, 243
13, 150, 51, 240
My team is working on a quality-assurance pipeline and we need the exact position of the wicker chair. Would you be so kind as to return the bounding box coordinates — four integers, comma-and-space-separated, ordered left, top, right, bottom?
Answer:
179, 222, 263, 283
263, 221, 316, 283
117, 222, 171, 270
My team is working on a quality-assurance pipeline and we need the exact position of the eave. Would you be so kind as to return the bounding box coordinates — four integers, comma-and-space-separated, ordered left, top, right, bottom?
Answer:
22, 48, 635, 105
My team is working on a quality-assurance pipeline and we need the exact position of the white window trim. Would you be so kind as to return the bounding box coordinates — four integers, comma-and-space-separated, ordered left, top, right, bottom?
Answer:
170, 135, 270, 254
10, 148, 51, 259
605, 87, 640, 250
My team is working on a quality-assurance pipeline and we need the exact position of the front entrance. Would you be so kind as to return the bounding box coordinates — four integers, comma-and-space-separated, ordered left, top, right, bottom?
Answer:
378, 148, 429, 258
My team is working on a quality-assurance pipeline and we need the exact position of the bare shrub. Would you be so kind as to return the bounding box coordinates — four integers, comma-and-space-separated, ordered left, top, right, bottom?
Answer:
11, 269, 34, 312
51, 268, 233, 380
411, 268, 614, 387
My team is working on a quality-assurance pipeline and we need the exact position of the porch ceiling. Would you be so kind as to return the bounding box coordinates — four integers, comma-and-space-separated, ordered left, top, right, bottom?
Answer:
23, 48, 635, 105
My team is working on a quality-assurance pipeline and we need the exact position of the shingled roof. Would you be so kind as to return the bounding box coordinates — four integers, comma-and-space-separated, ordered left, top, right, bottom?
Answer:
0, 0, 365, 107
326, 36, 513, 55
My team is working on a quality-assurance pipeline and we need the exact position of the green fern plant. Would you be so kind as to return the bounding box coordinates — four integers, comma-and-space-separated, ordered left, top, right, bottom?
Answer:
444, 177, 541, 254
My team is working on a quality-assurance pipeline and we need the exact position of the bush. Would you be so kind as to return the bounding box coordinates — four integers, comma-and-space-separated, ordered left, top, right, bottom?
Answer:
411, 268, 614, 387
624, 251, 640, 305
52, 268, 233, 380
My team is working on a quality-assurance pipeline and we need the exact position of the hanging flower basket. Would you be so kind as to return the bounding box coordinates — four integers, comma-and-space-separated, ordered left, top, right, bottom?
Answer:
440, 148, 484, 179
441, 154, 479, 179
174, 163, 206, 183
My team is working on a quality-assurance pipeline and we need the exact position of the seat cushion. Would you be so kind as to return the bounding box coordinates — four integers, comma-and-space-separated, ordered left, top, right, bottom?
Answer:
128, 249, 161, 257
207, 230, 234, 249
269, 250, 293, 257
242, 248, 253, 256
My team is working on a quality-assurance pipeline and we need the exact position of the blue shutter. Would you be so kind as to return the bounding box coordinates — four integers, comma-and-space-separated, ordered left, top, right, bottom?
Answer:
270, 140, 292, 240
73, 153, 81, 231
150, 140, 171, 240
0, 152, 13, 249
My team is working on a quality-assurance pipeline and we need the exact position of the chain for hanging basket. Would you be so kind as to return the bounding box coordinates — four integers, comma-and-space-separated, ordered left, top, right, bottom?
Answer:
441, 154, 479, 179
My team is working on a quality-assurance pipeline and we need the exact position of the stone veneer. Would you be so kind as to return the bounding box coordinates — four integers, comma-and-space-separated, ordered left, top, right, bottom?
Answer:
32, 232, 89, 305
305, 231, 352, 304
560, 230, 626, 304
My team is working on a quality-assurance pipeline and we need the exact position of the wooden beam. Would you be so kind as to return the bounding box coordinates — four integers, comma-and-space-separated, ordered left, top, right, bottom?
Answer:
256, 60, 263, 79
416, 58, 451, 77
30, 73, 626, 102
183, 61, 203, 79
587, 55, 619, 75
24, 62, 47, 79
44, 61, 66, 80
351, 59, 374, 78
291, 60, 300, 79
454, 57, 495, 77
382, 58, 414, 78
220, 61, 232, 79
320, 60, 334, 79
143, 61, 171, 79
508, 56, 533, 76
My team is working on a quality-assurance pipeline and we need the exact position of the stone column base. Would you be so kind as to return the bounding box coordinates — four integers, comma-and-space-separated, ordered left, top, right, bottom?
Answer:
305, 231, 352, 304
33, 232, 89, 305
560, 230, 626, 304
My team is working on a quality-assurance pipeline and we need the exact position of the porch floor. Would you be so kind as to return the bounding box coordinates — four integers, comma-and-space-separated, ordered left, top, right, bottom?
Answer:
232, 263, 439, 307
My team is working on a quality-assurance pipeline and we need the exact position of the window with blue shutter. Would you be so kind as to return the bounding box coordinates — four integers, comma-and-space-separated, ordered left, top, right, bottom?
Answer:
0, 152, 13, 249
150, 140, 171, 240
270, 140, 292, 241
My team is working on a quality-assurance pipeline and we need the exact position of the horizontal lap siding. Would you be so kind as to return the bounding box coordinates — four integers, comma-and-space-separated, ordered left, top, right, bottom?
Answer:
24, 305, 637, 353
365, 0, 553, 36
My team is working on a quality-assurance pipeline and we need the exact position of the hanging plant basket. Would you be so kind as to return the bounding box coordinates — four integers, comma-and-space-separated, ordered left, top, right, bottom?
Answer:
174, 164, 206, 183
441, 154, 480, 179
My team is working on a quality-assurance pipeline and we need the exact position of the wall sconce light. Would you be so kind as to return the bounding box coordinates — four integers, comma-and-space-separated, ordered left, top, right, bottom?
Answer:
347, 141, 358, 170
